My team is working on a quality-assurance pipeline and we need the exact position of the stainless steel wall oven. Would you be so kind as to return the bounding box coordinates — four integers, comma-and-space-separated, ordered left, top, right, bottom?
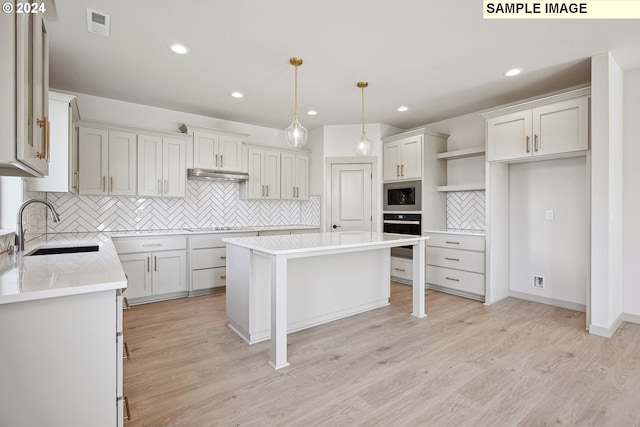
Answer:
383, 213, 422, 259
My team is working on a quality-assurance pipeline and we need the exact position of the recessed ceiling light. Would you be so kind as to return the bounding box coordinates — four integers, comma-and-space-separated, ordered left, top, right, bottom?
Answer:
397, 106, 409, 112
307, 110, 318, 116
231, 91, 244, 98
169, 43, 189, 55
504, 68, 523, 77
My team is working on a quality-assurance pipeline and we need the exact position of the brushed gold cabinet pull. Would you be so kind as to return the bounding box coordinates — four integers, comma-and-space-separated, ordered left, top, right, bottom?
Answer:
266, 185, 269, 197
124, 396, 131, 421
534, 134, 539, 152
103, 176, 106, 192
110, 177, 113, 192
445, 241, 460, 245
220, 256, 226, 259
154, 256, 157, 272
445, 257, 460, 262
36, 117, 49, 160
220, 275, 227, 279
147, 256, 150, 273
261, 185, 265, 197
123, 341, 130, 359
401, 164, 404, 176
220, 154, 223, 167
526, 135, 530, 153
445, 277, 460, 282
73, 171, 79, 190
215, 154, 219, 168
396, 165, 399, 177
394, 267, 406, 272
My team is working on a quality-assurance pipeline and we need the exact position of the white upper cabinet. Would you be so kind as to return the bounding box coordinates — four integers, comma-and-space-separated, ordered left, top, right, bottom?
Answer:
242, 147, 281, 200
26, 92, 80, 192
138, 134, 187, 198
78, 126, 136, 196
0, 9, 50, 177
281, 152, 309, 200
180, 125, 248, 173
383, 135, 422, 181
486, 94, 589, 162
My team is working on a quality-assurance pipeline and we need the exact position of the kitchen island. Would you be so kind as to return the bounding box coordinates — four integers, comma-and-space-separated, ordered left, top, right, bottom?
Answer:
223, 231, 428, 369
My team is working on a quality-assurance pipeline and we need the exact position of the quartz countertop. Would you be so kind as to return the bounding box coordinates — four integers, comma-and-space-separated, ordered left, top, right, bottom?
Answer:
110, 225, 320, 237
223, 231, 428, 256
0, 233, 127, 305
423, 228, 486, 237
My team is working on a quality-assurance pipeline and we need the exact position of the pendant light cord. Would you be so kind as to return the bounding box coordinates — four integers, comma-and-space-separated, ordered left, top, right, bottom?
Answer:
293, 64, 299, 121
361, 85, 365, 134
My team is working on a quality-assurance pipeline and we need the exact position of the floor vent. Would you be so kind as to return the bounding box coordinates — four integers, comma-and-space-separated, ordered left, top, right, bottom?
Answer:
86, 8, 110, 37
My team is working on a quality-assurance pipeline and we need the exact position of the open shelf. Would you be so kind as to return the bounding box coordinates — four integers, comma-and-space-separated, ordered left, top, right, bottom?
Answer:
437, 183, 486, 192
437, 146, 485, 160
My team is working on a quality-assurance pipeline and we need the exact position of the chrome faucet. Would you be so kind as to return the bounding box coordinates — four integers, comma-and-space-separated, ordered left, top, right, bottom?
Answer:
16, 198, 61, 251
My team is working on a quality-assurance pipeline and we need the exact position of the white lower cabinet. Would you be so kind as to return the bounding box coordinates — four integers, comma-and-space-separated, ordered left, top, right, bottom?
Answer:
114, 236, 187, 304
0, 290, 123, 427
425, 232, 486, 301
390, 256, 413, 282
189, 232, 258, 294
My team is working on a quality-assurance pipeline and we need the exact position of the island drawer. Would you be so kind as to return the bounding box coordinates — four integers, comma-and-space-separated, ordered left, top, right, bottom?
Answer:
113, 236, 186, 254
390, 257, 412, 281
192, 247, 226, 270
426, 265, 485, 296
425, 246, 485, 273
425, 233, 485, 252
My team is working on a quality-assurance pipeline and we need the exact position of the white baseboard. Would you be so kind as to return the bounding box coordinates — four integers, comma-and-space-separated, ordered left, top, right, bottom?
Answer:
589, 313, 625, 338
623, 312, 640, 325
508, 290, 586, 312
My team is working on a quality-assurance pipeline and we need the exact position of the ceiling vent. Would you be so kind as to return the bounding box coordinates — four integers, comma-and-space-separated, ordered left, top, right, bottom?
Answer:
86, 9, 110, 37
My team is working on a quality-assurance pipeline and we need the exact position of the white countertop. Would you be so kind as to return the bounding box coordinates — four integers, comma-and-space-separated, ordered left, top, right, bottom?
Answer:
223, 231, 428, 256
423, 228, 486, 237
110, 225, 319, 237
0, 233, 127, 305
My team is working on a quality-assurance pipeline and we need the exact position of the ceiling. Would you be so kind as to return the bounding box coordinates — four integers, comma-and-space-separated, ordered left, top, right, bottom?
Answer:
47, 1, 640, 131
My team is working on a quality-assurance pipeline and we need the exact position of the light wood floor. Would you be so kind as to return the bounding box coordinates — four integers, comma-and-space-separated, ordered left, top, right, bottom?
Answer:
123, 284, 640, 427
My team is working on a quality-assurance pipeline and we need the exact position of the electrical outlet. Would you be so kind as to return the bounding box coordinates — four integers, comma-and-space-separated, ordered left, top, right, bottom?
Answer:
545, 210, 554, 220
533, 275, 545, 289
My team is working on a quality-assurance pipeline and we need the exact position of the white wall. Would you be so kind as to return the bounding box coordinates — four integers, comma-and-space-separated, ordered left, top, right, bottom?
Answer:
590, 53, 624, 335
508, 157, 588, 307
0, 177, 22, 229
623, 69, 640, 317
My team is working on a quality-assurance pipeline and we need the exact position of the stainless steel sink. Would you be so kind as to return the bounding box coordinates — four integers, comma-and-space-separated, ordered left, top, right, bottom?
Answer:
26, 245, 100, 256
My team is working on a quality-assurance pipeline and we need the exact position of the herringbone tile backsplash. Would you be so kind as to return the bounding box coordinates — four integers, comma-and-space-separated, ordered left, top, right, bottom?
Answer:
446, 191, 486, 231
42, 181, 321, 233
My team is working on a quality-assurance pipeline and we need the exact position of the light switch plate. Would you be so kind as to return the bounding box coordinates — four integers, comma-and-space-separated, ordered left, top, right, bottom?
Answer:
545, 209, 554, 220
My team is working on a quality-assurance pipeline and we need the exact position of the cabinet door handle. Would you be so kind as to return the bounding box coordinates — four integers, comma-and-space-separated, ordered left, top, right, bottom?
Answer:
123, 341, 130, 359
154, 256, 157, 272
266, 185, 269, 197
261, 185, 265, 197
220, 256, 226, 260
215, 154, 219, 168
36, 117, 49, 161
445, 257, 460, 262
103, 176, 106, 192
526, 135, 530, 153
534, 134, 539, 152
110, 176, 114, 192
124, 396, 131, 421
445, 241, 460, 245
401, 164, 404, 176
220, 275, 227, 279
142, 243, 162, 248
164, 179, 168, 194
147, 256, 150, 273
394, 267, 406, 272
220, 154, 223, 167
396, 165, 400, 177
445, 277, 460, 282
73, 171, 79, 190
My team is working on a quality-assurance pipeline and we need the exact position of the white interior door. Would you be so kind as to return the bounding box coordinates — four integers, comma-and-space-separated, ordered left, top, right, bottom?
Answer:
330, 163, 372, 232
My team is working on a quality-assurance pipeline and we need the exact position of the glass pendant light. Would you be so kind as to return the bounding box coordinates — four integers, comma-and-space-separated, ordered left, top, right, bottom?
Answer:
355, 81, 374, 156
285, 57, 308, 147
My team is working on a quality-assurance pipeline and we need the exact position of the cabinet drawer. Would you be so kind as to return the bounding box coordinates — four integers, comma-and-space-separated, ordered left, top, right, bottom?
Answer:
426, 246, 485, 273
426, 265, 485, 296
189, 231, 258, 249
192, 247, 226, 269
192, 267, 226, 291
390, 257, 412, 280
113, 236, 186, 254
425, 233, 485, 251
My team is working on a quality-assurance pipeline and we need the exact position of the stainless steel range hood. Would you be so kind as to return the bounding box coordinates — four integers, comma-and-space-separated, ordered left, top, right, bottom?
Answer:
187, 168, 249, 181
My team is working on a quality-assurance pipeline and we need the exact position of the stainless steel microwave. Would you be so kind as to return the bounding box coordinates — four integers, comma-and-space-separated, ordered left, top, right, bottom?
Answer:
383, 180, 421, 211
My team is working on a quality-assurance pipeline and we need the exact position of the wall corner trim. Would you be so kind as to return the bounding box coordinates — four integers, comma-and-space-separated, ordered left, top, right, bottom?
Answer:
589, 313, 625, 338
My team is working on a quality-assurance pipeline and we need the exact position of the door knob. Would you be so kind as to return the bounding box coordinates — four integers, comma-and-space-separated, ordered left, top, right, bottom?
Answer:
332, 224, 341, 229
